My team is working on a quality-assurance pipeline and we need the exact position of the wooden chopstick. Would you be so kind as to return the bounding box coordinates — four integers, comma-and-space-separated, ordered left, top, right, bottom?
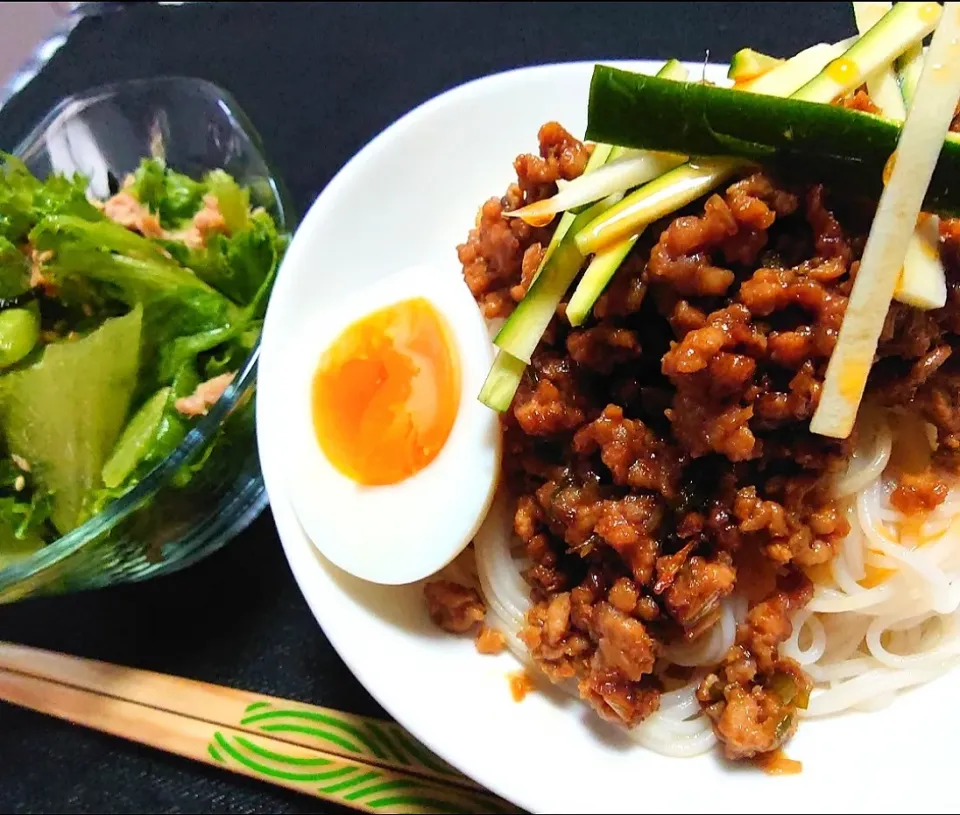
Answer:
0, 643, 519, 815
0, 642, 473, 788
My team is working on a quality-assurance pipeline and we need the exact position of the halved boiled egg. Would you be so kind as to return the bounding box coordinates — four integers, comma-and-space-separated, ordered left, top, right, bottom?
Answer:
283, 263, 502, 585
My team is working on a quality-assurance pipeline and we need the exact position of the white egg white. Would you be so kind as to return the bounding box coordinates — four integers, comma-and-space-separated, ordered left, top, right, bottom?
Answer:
279, 263, 502, 585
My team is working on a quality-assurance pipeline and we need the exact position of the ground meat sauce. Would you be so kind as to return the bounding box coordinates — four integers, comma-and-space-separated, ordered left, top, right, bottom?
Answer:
509, 671, 536, 702
458, 123, 592, 320
424, 580, 486, 633
439, 120, 960, 762
890, 469, 949, 515
475, 624, 507, 655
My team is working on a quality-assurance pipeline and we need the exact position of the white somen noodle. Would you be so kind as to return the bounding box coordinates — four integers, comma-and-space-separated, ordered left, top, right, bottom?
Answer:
465, 405, 960, 758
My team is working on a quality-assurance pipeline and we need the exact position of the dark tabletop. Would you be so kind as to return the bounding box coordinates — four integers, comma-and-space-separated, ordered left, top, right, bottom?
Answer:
0, 2, 853, 812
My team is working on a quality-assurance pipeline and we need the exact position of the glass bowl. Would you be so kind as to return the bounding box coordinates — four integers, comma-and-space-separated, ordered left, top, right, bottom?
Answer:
0, 77, 293, 603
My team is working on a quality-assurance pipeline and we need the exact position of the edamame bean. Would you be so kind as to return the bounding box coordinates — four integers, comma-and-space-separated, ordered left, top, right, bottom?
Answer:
0, 308, 40, 368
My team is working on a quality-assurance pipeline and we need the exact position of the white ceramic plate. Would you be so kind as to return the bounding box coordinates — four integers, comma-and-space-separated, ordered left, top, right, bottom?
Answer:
256, 60, 956, 814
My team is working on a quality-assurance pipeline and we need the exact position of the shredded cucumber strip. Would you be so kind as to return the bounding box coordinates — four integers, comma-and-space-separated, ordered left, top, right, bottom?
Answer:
479, 60, 686, 410
812, 5, 960, 439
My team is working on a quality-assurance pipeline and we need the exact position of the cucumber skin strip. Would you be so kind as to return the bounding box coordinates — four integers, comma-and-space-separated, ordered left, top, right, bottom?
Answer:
477, 349, 526, 411
582, 70, 960, 218
565, 234, 639, 327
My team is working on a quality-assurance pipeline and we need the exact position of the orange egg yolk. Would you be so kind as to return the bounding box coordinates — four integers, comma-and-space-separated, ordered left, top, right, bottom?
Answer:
312, 297, 461, 486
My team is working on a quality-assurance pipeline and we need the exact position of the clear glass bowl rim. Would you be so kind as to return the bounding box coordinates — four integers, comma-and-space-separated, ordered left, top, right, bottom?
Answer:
0, 75, 290, 590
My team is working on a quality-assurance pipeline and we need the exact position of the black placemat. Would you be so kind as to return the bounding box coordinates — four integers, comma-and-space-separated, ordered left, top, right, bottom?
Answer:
0, 3, 852, 812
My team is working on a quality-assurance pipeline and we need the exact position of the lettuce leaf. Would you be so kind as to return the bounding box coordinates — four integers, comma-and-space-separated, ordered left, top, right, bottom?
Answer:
130, 158, 205, 227
30, 215, 241, 392
0, 307, 142, 534
0, 154, 287, 560
0, 153, 102, 244
166, 208, 284, 307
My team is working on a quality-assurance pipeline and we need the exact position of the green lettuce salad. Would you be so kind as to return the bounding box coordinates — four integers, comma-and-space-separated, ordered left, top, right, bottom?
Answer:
0, 155, 288, 568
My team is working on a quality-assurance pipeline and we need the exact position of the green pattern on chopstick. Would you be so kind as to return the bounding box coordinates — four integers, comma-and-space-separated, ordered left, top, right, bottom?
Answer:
386, 724, 459, 777
363, 720, 409, 764
238, 703, 461, 778
213, 733, 341, 782
320, 770, 380, 793
259, 722, 364, 755
242, 708, 386, 758
234, 736, 333, 766
207, 731, 516, 814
